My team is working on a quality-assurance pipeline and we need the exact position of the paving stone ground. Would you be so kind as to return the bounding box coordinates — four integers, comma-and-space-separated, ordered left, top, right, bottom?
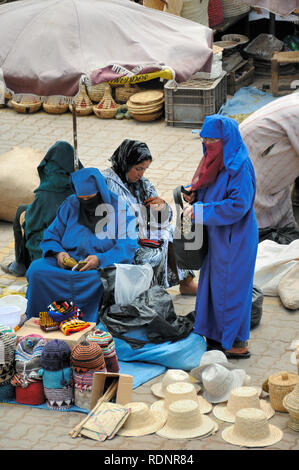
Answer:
0, 102, 298, 455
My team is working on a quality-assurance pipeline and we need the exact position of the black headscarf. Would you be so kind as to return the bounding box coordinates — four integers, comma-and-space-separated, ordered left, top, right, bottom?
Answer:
110, 139, 152, 184
78, 192, 107, 233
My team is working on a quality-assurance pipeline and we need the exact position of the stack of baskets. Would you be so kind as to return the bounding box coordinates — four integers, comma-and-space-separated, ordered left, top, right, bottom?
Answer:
93, 85, 119, 119
221, 0, 250, 18
43, 97, 69, 114
69, 84, 93, 116
11, 95, 42, 114
283, 382, 299, 431
127, 90, 164, 122
115, 84, 142, 104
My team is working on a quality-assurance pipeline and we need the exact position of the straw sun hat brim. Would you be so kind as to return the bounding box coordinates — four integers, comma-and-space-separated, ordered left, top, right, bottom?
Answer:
213, 399, 275, 423
151, 395, 212, 418
156, 414, 216, 440
151, 382, 201, 399
116, 410, 166, 437
203, 370, 246, 404
221, 424, 283, 447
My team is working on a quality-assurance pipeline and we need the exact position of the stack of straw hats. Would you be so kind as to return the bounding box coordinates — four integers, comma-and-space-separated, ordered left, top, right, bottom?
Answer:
283, 382, 299, 431
127, 90, 164, 122
117, 401, 166, 437
151, 369, 201, 398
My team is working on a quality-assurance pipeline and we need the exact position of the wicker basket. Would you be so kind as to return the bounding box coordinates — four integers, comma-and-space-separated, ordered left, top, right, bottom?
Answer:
129, 110, 163, 122
115, 84, 142, 104
87, 83, 107, 102
11, 96, 42, 114
69, 84, 93, 116
222, 0, 250, 18
93, 85, 119, 119
43, 99, 69, 114
267, 371, 299, 412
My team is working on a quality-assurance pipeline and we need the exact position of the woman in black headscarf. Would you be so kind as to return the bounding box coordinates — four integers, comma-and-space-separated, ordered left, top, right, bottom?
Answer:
102, 139, 197, 294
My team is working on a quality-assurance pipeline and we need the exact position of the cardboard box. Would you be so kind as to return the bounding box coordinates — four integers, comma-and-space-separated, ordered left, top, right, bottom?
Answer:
90, 372, 133, 410
16, 317, 96, 349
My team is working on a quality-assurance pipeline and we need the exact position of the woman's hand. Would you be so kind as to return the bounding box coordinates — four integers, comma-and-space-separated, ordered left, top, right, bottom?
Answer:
183, 205, 195, 220
56, 252, 70, 269
183, 191, 196, 204
79, 255, 99, 272
144, 196, 166, 211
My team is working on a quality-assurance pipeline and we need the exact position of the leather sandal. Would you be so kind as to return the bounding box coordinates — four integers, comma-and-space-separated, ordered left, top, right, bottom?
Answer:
224, 347, 251, 359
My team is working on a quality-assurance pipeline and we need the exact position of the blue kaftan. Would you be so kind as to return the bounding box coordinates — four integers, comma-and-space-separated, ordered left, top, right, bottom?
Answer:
193, 115, 258, 350
26, 168, 138, 323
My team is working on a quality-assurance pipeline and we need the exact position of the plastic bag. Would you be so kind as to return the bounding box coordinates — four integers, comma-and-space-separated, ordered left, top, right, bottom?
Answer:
114, 263, 153, 306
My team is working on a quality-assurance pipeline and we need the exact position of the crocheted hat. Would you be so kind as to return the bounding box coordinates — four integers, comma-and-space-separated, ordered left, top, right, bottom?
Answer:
15, 381, 45, 406
0, 325, 17, 384
87, 329, 119, 373
0, 381, 15, 401
44, 385, 74, 410
41, 339, 72, 371
13, 335, 46, 387
71, 341, 106, 373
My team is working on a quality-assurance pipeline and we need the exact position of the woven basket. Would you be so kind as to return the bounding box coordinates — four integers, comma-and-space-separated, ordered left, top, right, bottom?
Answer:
129, 110, 163, 122
222, 0, 250, 18
283, 383, 299, 431
268, 371, 299, 412
87, 83, 107, 102
43, 99, 69, 114
93, 85, 119, 119
69, 84, 93, 116
143, 0, 165, 10
208, 0, 224, 27
11, 96, 42, 114
115, 84, 142, 104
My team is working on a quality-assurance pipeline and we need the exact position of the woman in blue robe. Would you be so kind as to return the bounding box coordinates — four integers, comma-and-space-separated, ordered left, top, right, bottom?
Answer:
25, 168, 138, 323
183, 115, 258, 358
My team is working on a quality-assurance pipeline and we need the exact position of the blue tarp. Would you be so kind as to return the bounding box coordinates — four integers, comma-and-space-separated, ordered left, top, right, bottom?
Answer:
219, 86, 277, 117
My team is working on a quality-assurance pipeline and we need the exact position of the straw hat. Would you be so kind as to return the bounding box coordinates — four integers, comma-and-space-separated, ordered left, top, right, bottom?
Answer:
156, 399, 216, 440
190, 350, 238, 382
222, 408, 283, 448
213, 386, 274, 423
116, 401, 166, 437
202, 363, 246, 403
151, 382, 212, 420
151, 369, 200, 398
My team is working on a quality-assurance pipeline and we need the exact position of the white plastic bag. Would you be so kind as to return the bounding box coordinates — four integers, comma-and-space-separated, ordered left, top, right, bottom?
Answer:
253, 240, 299, 296
114, 263, 153, 306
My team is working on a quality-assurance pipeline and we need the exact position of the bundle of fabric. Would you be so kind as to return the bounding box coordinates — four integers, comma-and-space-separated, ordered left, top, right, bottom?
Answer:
47, 300, 90, 336
40, 339, 74, 411
11, 334, 46, 405
0, 324, 17, 401
87, 329, 119, 373
71, 341, 107, 410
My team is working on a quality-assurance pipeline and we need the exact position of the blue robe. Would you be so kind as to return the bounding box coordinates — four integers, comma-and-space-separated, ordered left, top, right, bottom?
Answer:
193, 115, 258, 350
26, 168, 138, 323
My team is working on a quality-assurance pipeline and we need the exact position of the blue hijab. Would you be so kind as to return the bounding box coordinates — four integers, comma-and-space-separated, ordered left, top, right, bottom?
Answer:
200, 115, 249, 175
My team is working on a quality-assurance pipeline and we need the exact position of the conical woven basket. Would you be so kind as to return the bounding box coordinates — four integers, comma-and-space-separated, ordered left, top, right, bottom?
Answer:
43, 98, 69, 114
11, 96, 42, 114
87, 83, 107, 102
268, 371, 299, 412
222, 0, 250, 18
93, 85, 119, 119
115, 84, 142, 104
69, 84, 93, 116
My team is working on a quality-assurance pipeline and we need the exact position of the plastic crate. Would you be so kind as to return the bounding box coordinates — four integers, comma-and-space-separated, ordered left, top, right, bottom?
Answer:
164, 72, 227, 128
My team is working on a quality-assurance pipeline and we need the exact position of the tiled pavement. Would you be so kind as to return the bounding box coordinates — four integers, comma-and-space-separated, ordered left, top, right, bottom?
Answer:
0, 105, 298, 453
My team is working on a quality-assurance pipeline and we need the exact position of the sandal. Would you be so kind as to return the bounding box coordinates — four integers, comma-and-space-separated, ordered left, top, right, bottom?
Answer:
224, 347, 251, 359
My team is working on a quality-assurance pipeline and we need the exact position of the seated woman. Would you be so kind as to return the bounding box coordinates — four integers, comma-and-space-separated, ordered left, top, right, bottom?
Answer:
102, 139, 197, 295
1, 141, 81, 277
25, 167, 138, 323
183, 115, 258, 359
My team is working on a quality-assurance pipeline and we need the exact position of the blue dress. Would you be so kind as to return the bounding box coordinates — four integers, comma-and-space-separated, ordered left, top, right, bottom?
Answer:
192, 115, 259, 350
25, 168, 138, 323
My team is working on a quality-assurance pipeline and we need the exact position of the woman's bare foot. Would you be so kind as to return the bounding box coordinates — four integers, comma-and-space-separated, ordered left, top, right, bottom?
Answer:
179, 277, 198, 296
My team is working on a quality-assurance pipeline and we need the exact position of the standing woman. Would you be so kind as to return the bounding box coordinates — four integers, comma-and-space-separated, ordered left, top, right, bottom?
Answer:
184, 115, 258, 358
102, 139, 197, 294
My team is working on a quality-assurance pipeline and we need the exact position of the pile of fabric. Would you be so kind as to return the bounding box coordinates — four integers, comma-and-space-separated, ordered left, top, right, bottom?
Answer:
39, 300, 90, 336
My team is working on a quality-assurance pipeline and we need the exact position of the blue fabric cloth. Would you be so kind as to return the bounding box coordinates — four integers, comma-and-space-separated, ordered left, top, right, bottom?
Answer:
193, 115, 258, 350
26, 168, 138, 323
219, 86, 277, 117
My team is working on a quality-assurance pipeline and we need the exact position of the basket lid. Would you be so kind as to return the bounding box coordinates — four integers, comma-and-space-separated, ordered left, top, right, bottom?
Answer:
268, 371, 299, 388
129, 90, 164, 106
